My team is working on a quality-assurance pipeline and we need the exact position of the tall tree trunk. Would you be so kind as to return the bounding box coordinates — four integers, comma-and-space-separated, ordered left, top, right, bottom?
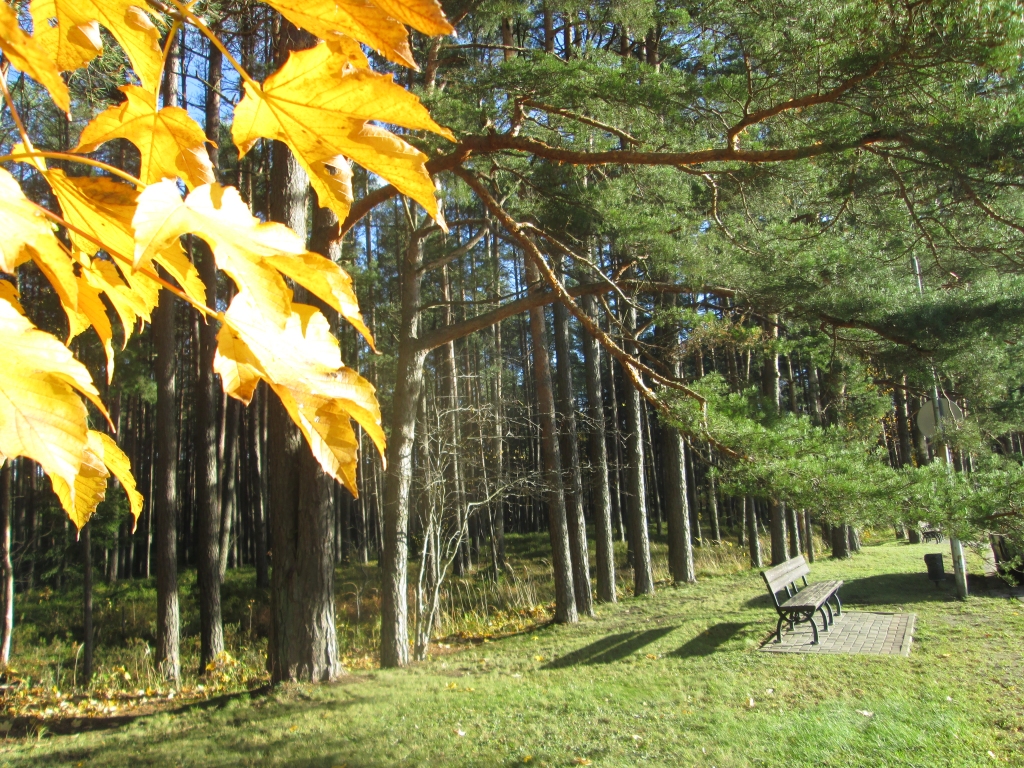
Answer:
746, 496, 762, 568
769, 500, 788, 565
0, 461, 12, 665
832, 524, 851, 559
804, 510, 815, 563
786, 504, 801, 559
543, 4, 555, 53
807, 364, 824, 426
663, 430, 695, 583
154, 32, 181, 681
705, 445, 721, 543
195, 30, 224, 668
490, 319, 507, 569
581, 294, 615, 602
553, 299, 593, 616
661, 324, 695, 584
893, 377, 913, 467
623, 307, 654, 596
439, 267, 470, 575
380, 233, 430, 668
218, 400, 240, 580
82, 523, 93, 687
249, 387, 269, 588
501, 18, 515, 60
526, 262, 577, 623
265, 21, 339, 683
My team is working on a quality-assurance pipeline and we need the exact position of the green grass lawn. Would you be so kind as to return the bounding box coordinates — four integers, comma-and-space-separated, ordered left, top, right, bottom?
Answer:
2, 539, 1022, 767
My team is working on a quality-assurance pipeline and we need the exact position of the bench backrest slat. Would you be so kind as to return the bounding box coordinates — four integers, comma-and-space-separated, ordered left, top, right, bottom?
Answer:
761, 555, 810, 596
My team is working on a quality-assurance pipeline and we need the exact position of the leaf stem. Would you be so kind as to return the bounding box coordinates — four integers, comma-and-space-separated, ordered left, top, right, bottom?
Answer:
29, 201, 218, 321
0, 68, 32, 152
0, 151, 146, 188
167, 0, 259, 90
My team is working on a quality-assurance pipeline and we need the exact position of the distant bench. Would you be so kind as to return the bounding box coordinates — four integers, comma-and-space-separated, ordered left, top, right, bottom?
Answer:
761, 555, 843, 645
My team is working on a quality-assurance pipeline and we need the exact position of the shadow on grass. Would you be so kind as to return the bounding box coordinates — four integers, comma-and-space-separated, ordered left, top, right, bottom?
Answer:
543, 626, 676, 668
841, 571, 997, 605
742, 568, 988, 609
669, 622, 749, 658
10, 687, 276, 739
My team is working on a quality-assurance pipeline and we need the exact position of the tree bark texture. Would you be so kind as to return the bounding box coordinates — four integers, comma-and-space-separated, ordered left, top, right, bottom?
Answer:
581, 294, 615, 602
553, 299, 593, 616
380, 234, 430, 668
195, 236, 223, 667
623, 307, 654, 596
663, 430, 695, 583
154, 25, 181, 684
265, 20, 339, 683
82, 523, 93, 687
0, 461, 13, 665
769, 500, 787, 565
526, 263, 577, 623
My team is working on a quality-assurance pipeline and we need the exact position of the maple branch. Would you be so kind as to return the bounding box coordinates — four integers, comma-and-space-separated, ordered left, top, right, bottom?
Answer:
30, 203, 216, 321
726, 60, 888, 149
0, 151, 146, 188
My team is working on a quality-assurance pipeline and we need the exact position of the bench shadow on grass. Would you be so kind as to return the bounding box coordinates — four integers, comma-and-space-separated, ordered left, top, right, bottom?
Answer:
543, 626, 677, 669
669, 622, 749, 658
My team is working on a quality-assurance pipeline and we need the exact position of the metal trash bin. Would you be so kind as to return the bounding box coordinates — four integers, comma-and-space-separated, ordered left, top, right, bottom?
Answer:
924, 553, 944, 586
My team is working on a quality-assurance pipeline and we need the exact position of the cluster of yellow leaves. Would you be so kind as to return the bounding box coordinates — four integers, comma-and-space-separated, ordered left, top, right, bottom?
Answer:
0, 0, 454, 526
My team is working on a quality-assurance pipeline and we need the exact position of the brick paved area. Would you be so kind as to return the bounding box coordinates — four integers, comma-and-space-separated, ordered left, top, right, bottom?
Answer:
760, 611, 915, 656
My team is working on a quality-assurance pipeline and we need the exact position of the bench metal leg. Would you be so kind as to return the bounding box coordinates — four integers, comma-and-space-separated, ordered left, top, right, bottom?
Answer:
832, 593, 842, 616
819, 605, 831, 632
808, 611, 820, 644
775, 615, 785, 644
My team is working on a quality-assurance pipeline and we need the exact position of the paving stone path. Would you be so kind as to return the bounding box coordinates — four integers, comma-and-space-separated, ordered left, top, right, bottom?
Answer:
760, 611, 915, 656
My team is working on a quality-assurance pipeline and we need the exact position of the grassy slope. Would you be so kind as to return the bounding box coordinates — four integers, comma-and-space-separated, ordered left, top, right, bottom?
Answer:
3, 540, 1022, 768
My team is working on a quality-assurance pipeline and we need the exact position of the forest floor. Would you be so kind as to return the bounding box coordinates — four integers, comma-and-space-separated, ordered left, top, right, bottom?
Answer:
0, 538, 1022, 767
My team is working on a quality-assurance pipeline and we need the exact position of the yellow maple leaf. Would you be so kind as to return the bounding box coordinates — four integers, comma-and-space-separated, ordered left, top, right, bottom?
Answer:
74, 86, 215, 189
0, 2, 70, 114
0, 167, 58, 274
215, 293, 384, 494
0, 295, 109, 521
232, 42, 453, 224
369, 0, 454, 37
81, 257, 158, 341
134, 180, 372, 345
0, 165, 99, 342
39, 169, 206, 308
73, 271, 115, 382
0, 280, 22, 313
50, 431, 143, 530
262, 0, 415, 69
30, 0, 163, 93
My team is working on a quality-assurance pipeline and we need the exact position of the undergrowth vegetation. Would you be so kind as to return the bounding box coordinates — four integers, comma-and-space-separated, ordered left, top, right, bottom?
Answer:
0, 530, 769, 720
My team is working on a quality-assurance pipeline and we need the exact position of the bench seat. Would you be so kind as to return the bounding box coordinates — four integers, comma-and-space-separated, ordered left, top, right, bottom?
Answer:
779, 579, 843, 611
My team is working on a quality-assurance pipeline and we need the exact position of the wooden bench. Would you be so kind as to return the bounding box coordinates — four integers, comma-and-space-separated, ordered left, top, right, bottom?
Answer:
761, 556, 843, 645
921, 524, 944, 544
